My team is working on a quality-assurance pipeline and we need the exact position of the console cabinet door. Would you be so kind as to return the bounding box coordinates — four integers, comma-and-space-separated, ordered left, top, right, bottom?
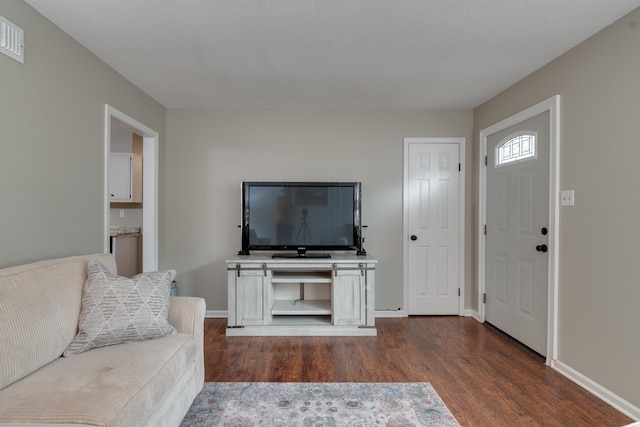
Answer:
233, 269, 269, 326
333, 269, 365, 326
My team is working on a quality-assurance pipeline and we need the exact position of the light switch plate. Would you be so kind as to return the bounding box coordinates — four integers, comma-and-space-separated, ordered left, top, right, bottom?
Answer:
560, 190, 575, 206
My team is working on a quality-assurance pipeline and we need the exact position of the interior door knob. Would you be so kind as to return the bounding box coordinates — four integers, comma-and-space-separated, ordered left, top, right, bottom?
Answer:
410, 235, 417, 241
536, 244, 548, 253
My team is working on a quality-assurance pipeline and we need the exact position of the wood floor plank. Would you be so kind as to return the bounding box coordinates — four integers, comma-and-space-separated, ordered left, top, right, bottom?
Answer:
203, 316, 633, 426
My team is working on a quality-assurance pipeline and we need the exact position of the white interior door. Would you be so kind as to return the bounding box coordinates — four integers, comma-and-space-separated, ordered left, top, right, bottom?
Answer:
406, 140, 462, 315
485, 111, 549, 355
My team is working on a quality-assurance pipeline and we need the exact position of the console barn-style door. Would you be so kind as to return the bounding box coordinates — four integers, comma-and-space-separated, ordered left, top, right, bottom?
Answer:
227, 265, 270, 326
404, 138, 464, 315
332, 269, 366, 326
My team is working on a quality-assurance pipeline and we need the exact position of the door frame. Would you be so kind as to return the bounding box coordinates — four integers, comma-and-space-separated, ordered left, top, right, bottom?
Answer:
478, 95, 560, 364
403, 137, 466, 316
104, 105, 160, 271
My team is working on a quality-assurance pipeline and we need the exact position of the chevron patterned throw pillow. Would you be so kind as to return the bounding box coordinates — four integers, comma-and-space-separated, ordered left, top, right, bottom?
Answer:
63, 260, 176, 357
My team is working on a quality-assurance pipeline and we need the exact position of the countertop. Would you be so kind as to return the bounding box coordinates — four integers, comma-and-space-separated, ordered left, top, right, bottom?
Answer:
109, 226, 141, 237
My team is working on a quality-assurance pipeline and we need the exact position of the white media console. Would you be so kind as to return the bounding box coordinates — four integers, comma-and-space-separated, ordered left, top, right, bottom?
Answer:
226, 254, 377, 336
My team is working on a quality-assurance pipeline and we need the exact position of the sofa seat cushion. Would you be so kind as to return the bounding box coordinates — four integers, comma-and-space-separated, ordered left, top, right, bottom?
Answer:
0, 333, 197, 426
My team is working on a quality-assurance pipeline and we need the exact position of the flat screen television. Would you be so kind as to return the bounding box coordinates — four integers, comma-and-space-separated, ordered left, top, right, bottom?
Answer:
240, 182, 365, 257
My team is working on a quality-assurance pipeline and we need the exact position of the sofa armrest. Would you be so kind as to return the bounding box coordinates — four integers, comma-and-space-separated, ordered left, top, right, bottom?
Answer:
168, 297, 206, 336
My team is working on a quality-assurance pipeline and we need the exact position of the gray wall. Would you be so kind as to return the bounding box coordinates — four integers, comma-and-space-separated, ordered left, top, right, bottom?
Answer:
164, 109, 473, 312
0, 0, 165, 268
474, 8, 640, 409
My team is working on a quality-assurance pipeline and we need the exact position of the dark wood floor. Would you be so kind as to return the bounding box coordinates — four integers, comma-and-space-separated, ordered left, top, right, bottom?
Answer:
203, 317, 632, 426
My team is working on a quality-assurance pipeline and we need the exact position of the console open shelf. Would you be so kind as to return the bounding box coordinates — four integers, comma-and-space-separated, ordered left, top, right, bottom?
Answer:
270, 315, 331, 326
271, 299, 331, 315
271, 271, 332, 284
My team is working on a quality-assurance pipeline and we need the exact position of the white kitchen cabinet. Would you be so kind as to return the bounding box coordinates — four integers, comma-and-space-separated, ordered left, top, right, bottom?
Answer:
109, 152, 142, 203
226, 254, 376, 336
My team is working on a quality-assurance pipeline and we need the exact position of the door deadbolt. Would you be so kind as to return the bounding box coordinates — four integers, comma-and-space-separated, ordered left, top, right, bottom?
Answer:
541, 227, 548, 235
410, 235, 417, 241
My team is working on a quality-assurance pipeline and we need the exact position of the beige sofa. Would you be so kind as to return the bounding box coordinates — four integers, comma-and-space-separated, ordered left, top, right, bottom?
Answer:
0, 254, 205, 426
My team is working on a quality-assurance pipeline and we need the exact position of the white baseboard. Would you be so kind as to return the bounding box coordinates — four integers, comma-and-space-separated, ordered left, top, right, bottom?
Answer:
207, 310, 409, 319
205, 310, 227, 318
374, 309, 406, 318
551, 360, 640, 421
462, 309, 481, 321
375, 309, 479, 319
208, 309, 478, 319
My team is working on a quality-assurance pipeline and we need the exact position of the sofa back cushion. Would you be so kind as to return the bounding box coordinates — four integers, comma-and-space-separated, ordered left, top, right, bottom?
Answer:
0, 253, 116, 390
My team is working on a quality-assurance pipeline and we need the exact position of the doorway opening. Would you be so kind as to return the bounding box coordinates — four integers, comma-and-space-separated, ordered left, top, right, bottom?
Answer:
104, 105, 159, 272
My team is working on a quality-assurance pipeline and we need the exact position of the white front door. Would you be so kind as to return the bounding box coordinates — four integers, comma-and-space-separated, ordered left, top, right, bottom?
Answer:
405, 140, 463, 315
485, 111, 549, 355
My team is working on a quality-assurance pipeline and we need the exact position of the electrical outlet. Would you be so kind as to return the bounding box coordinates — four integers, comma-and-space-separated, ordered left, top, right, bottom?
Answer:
560, 190, 574, 206
119, 210, 125, 218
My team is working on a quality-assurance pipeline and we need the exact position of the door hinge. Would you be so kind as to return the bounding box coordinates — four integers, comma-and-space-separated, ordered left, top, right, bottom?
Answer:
483, 293, 487, 304
484, 225, 487, 235
458, 163, 461, 172
458, 288, 460, 297
485, 155, 488, 166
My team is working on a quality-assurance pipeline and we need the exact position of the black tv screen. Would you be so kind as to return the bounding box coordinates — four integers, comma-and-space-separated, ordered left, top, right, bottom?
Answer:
240, 182, 364, 255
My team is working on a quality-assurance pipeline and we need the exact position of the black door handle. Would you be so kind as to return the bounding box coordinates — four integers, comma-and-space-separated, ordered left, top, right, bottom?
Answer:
410, 235, 417, 241
536, 244, 548, 253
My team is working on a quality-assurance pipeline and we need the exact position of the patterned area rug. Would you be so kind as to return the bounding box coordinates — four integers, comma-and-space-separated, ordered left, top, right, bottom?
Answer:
180, 382, 459, 426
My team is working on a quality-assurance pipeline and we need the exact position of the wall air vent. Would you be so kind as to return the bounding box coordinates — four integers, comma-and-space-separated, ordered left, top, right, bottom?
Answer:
0, 15, 24, 64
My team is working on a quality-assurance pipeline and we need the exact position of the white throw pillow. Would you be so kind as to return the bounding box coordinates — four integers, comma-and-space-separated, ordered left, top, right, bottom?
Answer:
63, 260, 176, 357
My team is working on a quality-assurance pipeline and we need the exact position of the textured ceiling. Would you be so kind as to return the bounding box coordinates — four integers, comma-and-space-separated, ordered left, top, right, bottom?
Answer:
23, 0, 640, 110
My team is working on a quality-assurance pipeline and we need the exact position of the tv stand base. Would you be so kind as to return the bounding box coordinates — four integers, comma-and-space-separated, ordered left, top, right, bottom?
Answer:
226, 325, 376, 337
226, 254, 377, 336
